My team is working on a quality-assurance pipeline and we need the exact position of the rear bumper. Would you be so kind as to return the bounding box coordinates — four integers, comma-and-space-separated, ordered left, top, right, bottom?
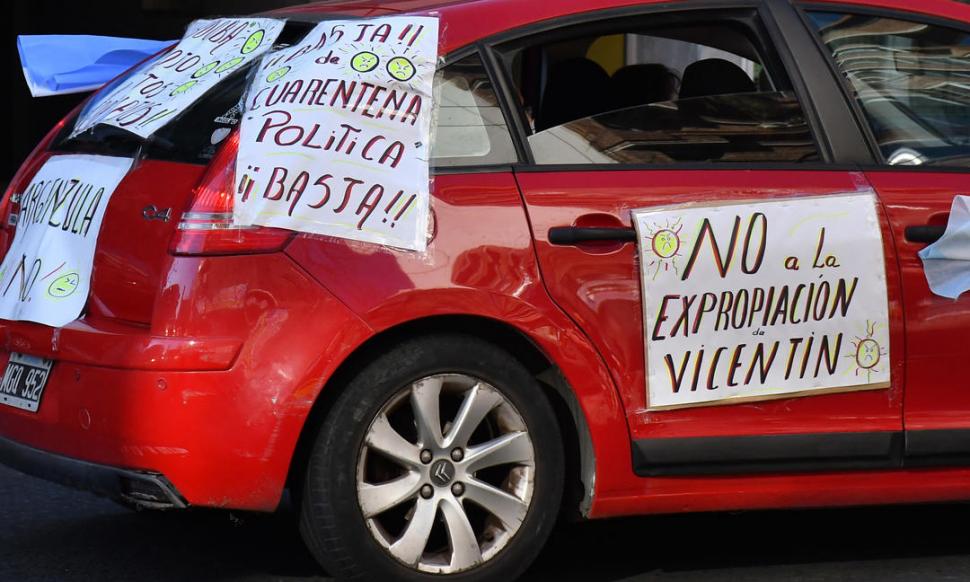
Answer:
0, 355, 302, 512
0, 318, 241, 371
0, 434, 186, 509
0, 253, 373, 511
0, 253, 372, 512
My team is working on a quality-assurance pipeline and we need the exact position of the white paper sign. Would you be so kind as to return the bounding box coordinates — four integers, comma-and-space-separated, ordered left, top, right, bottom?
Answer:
633, 193, 891, 410
233, 16, 439, 251
73, 18, 285, 138
0, 155, 133, 328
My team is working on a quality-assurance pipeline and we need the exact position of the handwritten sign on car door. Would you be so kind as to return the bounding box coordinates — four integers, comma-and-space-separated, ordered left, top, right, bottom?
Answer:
633, 193, 891, 410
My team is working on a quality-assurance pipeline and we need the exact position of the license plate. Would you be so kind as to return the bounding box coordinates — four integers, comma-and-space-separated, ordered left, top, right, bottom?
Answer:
0, 353, 54, 413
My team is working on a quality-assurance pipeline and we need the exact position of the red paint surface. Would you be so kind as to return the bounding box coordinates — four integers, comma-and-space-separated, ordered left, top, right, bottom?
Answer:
1, 0, 970, 518
866, 171, 970, 433
517, 170, 905, 445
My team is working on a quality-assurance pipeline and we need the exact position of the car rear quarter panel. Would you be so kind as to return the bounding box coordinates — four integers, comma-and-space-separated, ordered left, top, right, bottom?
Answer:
285, 171, 636, 513
0, 252, 373, 510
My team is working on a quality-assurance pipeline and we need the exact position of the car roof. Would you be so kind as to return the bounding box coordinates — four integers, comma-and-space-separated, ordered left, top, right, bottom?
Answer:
271, 0, 970, 53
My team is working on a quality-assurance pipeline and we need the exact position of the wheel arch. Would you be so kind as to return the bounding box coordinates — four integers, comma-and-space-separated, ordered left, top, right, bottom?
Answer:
286, 313, 597, 518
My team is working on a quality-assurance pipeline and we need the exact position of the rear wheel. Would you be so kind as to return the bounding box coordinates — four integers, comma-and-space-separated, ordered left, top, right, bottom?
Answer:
299, 334, 564, 581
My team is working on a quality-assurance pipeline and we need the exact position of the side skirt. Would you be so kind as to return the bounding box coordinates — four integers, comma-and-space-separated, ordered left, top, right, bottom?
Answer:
631, 430, 970, 476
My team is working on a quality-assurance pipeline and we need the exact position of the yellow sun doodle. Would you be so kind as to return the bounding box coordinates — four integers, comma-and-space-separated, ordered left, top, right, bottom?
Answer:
47, 272, 80, 299
170, 80, 197, 96
651, 229, 680, 259
215, 57, 244, 74
192, 61, 220, 79
241, 29, 265, 55
266, 66, 291, 83
644, 218, 684, 279
386, 56, 416, 81
855, 338, 881, 369
351, 51, 380, 73
846, 320, 887, 381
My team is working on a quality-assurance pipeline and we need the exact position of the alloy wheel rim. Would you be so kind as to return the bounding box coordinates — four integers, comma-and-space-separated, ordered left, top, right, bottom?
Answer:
356, 373, 536, 574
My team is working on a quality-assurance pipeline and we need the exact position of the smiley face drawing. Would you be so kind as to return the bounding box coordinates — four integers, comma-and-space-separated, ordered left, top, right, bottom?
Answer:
241, 29, 265, 55
846, 321, 887, 381
48, 273, 80, 299
351, 51, 380, 73
855, 338, 881, 370
386, 56, 416, 82
650, 229, 680, 259
266, 66, 291, 83
215, 57, 244, 74
170, 80, 198, 96
643, 218, 683, 279
192, 61, 220, 79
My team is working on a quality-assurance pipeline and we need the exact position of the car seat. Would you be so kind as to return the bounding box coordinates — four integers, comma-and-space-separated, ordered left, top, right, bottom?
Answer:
536, 57, 612, 131
679, 57, 756, 100
609, 63, 680, 111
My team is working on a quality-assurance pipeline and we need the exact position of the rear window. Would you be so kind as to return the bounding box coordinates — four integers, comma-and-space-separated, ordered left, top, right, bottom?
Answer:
50, 20, 313, 165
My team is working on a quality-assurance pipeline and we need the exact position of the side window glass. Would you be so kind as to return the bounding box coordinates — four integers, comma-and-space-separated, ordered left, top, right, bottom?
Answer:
431, 54, 518, 167
499, 14, 820, 165
809, 11, 970, 168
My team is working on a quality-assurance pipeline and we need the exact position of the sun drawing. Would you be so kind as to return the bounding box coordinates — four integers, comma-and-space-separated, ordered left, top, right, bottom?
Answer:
643, 218, 683, 279
338, 44, 433, 91
845, 320, 887, 382
350, 51, 380, 73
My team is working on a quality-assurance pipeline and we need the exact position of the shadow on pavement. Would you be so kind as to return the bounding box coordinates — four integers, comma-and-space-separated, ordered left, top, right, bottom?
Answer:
5, 462, 970, 582
2, 505, 324, 581
529, 503, 970, 581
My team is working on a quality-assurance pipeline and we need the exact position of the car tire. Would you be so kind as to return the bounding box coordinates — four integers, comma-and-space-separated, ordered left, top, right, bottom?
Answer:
299, 333, 565, 582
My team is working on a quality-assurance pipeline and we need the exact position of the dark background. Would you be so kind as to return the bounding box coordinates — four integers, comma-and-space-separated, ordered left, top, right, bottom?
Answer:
7, 461, 970, 581
9, 0, 970, 185
7, 3, 970, 581
5, 0, 306, 184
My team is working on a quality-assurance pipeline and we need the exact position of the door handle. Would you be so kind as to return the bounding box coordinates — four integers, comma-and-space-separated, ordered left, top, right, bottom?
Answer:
548, 226, 636, 245
904, 225, 945, 244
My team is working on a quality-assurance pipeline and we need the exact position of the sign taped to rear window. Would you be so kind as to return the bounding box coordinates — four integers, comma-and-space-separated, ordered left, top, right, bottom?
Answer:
74, 17, 284, 138
232, 16, 439, 251
0, 155, 133, 328
632, 193, 891, 410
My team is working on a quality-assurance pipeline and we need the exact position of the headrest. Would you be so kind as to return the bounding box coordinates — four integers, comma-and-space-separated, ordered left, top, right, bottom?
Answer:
610, 63, 680, 110
679, 58, 756, 100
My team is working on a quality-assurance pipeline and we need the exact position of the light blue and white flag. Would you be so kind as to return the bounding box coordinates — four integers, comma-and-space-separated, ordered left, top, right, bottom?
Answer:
18, 35, 174, 97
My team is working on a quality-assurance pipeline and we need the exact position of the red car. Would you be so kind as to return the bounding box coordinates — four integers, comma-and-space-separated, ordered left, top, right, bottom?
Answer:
3, 0, 970, 579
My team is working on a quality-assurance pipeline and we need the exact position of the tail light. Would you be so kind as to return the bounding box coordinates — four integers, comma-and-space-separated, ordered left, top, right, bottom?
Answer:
170, 131, 293, 256
1, 152, 51, 231
4, 45, 170, 251
0, 117, 70, 253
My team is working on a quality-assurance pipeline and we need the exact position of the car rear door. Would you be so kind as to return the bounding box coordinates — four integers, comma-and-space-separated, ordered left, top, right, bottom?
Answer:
803, 2, 970, 463
492, 0, 906, 475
